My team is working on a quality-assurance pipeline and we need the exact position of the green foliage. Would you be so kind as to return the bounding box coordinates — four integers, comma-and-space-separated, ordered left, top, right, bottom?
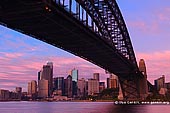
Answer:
99, 88, 119, 100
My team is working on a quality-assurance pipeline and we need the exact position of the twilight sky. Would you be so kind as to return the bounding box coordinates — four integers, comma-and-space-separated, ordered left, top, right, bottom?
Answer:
0, 0, 170, 91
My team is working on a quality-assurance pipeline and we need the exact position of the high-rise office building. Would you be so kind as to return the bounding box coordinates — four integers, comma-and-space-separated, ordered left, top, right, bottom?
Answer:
28, 82, 31, 95
38, 71, 41, 80
31, 81, 37, 95
38, 79, 48, 98
71, 69, 78, 97
53, 77, 64, 96
77, 78, 86, 98
16, 87, 22, 100
47, 62, 53, 89
154, 75, 165, 91
88, 79, 99, 95
64, 75, 72, 98
71, 68, 78, 82
0, 89, 10, 101
107, 74, 118, 89
28, 80, 37, 98
93, 73, 100, 81
39, 62, 53, 97
99, 82, 105, 92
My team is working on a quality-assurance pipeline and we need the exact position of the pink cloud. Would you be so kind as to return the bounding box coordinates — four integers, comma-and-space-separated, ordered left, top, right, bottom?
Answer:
128, 20, 161, 35
0, 53, 109, 91
0, 52, 24, 59
127, 7, 170, 37
3, 47, 170, 90
157, 8, 170, 21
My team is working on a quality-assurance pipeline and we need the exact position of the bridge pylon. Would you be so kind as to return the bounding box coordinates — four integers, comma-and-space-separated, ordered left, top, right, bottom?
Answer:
118, 74, 140, 100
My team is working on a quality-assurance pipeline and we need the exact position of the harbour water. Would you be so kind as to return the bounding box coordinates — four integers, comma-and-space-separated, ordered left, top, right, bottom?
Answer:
0, 101, 169, 113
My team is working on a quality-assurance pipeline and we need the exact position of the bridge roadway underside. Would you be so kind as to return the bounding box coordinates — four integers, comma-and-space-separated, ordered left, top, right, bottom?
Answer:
0, 0, 136, 78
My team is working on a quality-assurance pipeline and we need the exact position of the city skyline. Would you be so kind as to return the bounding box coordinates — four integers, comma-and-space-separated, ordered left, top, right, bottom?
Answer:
0, 0, 170, 91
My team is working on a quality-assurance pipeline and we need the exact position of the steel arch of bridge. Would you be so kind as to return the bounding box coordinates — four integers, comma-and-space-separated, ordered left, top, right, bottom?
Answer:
49, 0, 138, 69
0, 0, 144, 100
49, 0, 140, 100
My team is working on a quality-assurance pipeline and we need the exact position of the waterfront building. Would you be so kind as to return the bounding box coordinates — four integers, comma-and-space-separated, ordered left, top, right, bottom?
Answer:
64, 75, 72, 98
38, 79, 48, 98
93, 73, 100, 81
28, 80, 37, 99
71, 69, 78, 97
53, 77, 64, 96
9, 91, 19, 100
71, 68, 78, 82
107, 74, 118, 89
88, 79, 99, 96
154, 75, 165, 91
77, 78, 86, 98
99, 82, 105, 92
39, 62, 53, 96
16, 87, 22, 100
28, 82, 31, 95
38, 71, 41, 80
0, 89, 10, 101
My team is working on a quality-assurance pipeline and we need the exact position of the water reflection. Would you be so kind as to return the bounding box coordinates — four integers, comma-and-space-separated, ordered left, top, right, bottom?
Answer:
0, 102, 170, 113
109, 105, 146, 113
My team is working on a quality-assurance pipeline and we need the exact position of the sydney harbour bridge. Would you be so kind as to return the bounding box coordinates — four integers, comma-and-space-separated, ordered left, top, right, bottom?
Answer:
0, 0, 152, 100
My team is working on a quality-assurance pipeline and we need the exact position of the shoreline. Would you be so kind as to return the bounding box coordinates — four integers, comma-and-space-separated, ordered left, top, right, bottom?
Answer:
0, 100, 114, 102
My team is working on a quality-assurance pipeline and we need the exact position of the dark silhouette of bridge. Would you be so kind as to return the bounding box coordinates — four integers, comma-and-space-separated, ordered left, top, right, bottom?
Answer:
0, 0, 151, 100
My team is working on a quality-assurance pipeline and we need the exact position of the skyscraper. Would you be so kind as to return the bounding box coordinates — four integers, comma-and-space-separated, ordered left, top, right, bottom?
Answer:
71, 68, 78, 82
38, 71, 41, 80
28, 80, 37, 99
71, 68, 78, 97
93, 73, 100, 81
0, 89, 10, 101
107, 74, 118, 89
16, 87, 22, 100
38, 80, 48, 98
28, 82, 31, 95
77, 78, 87, 98
154, 75, 165, 91
88, 79, 99, 96
53, 77, 64, 95
39, 62, 53, 97
64, 75, 72, 98
99, 82, 105, 92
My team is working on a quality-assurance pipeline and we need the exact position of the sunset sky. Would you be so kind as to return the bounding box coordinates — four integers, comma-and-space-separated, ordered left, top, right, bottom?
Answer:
0, 0, 170, 91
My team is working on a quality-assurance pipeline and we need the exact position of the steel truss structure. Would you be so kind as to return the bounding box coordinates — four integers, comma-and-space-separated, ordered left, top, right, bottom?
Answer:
0, 0, 147, 100
49, 0, 140, 100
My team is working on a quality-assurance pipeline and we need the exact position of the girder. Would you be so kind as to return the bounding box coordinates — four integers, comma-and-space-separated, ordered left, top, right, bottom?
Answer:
75, 0, 138, 71
105, 0, 138, 67
75, 0, 112, 41
0, 0, 144, 100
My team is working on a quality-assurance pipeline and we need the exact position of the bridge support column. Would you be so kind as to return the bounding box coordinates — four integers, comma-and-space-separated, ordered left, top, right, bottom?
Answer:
118, 76, 140, 100
138, 76, 148, 100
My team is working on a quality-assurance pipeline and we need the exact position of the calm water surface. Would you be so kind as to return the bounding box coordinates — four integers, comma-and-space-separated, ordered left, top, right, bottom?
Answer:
0, 101, 169, 113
